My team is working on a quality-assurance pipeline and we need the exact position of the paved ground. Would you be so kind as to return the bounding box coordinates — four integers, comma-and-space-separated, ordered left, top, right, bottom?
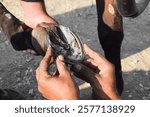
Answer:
0, 0, 150, 100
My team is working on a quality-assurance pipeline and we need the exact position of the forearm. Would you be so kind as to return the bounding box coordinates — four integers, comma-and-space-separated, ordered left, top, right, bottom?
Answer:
21, 0, 44, 2
20, 0, 58, 28
20, 0, 47, 17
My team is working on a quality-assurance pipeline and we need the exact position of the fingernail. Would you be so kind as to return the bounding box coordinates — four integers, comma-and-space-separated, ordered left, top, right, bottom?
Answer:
58, 55, 64, 61
48, 45, 52, 48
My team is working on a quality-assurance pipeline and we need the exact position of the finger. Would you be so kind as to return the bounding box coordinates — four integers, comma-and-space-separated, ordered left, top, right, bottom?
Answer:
83, 44, 105, 65
36, 67, 50, 81
83, 58, 98, 68
43, 47, 53, 62
56, 55, 69, 76
39, 47, 53, 75
84, 44, 114, 71
82, 59, 100, 73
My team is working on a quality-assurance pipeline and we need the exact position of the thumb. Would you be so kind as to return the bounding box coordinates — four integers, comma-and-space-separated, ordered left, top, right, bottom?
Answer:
56, 55, 69, 76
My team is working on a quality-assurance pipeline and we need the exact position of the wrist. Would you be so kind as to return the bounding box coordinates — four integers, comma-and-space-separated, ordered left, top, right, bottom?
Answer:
24, 15, 58, 28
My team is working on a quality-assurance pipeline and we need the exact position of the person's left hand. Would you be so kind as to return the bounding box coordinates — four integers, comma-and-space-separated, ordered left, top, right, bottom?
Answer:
72, 44, 121, 100
36, 47, 79, 100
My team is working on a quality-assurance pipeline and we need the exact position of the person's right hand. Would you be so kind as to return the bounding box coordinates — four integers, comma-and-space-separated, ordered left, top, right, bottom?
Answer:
72, 44, 121, 100
36, 47, 79, 100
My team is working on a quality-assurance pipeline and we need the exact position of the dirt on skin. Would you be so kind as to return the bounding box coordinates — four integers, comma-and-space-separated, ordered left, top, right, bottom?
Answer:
0, 0, 150, 100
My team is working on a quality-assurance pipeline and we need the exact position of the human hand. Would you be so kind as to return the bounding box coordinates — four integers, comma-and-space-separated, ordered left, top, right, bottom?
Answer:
72, 44, 121, 100
36, 47, 79, 100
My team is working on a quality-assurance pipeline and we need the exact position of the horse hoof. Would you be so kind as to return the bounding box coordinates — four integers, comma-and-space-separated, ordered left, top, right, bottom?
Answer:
32, 23, 85, 64
116, 0, 150, 17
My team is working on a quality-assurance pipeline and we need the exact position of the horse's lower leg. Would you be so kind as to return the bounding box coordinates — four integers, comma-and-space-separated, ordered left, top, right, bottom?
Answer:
96, 0, 124, 95
0, 3, 33, 50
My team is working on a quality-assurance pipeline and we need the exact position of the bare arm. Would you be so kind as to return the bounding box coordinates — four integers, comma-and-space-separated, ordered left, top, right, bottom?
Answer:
20, 0, 58, 28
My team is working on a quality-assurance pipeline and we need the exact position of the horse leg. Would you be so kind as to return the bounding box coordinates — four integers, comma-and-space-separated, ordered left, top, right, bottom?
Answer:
0, 2, 33, 50
96, 0, 124, 95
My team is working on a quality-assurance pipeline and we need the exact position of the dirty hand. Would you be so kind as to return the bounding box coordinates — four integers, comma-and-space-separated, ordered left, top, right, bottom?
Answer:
72, 44, 121, 100
36, 47, 79, 100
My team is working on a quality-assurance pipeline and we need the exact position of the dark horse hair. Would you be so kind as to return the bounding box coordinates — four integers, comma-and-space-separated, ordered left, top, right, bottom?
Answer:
116, 0, 150, 17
